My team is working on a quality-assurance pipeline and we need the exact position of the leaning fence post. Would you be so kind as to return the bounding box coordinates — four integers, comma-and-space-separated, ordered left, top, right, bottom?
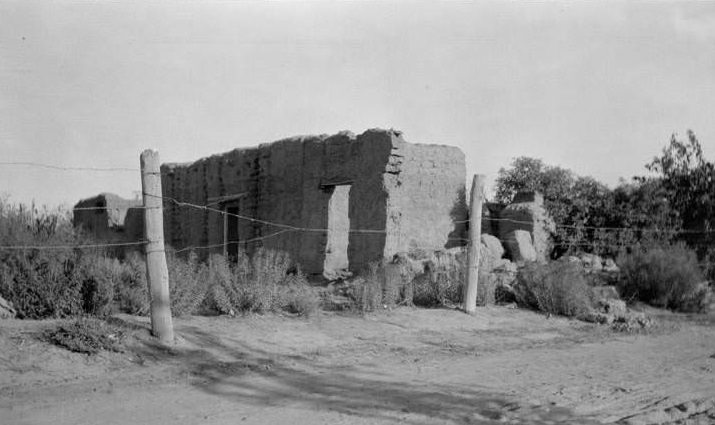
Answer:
463, 174, 485, 314
140, 150, 174, 343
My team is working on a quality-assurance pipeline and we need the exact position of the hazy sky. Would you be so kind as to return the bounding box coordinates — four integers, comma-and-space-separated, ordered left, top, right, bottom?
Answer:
1, 1, 714, 208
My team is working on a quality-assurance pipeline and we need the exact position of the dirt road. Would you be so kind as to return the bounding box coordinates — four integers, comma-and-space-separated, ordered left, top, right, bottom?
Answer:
1, 306, 714, 424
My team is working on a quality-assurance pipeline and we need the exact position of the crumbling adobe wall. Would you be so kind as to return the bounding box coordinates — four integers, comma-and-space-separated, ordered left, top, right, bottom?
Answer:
382, 134, 467, 255
161, 130, 396, 274
73, 193, 142, 242
160, 129, 466, 275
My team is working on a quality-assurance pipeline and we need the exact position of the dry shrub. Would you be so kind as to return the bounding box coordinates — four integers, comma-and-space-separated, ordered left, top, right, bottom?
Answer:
279, 271, 320, 316
617, 244, 706, 312
514, 259, 594, 318
0, 199, 96, 319
204, 248, 319, 316
476, 272, 496, 306
0, 251, 121, 319
345, 260, 419, 312
114, 252, 149, 315
44, 317, 125, 354
166, 250, 208, 316
352, 262, 386, 312
113, 250, 214, 317
0, 249, 85, 319
0, 199, 133, 319
411, 250, 465, 307
78, 255, 119, 317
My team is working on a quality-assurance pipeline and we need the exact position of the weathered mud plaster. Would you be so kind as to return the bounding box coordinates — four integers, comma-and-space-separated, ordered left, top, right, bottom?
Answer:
161, 129, 467, 275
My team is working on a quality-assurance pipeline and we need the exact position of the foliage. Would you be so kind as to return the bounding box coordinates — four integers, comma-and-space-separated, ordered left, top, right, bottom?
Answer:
113, 252, 149, 315
166, 250, 208, 316
44, 317, 125, 354
494, 156, 683, 258
476, 272, 497, 306
338, 261, 412, 313
411, 251, 465, 307
352, 262, 387, 312
0, 249, 85, 319
78, 255, 118, 317
646, 130, 715, 231
279, 271, 321, 316
645, 130, 715, 281
0, 197, 79, 247
494, 157, 575, 224
0, 198, 122, 319
514, 260, 594, 318
204, 248, 319, 316
617, 244, 706, 312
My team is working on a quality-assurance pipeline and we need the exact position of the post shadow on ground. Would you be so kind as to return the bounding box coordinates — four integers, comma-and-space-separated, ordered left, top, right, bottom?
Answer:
120, 317, 601, 425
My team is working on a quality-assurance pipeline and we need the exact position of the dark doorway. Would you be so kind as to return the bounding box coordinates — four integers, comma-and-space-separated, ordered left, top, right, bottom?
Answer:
225, 205, 239, 261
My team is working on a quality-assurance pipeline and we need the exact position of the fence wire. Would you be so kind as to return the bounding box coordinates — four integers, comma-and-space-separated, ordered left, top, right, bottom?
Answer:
2, 160, 713, 253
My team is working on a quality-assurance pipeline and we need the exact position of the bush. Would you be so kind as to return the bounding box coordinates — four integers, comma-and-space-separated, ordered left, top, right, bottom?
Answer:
617, 244, 706, 312
204, 248, 319, 316
278, 271, 320, 316
114, 250, 211, 317
166, 250, 208, 316
79, 255, 118, 317
113, 252, 149, 315
350, 262, 388, 312
476, 272, 497, 306
411, 250, 465, 307
514, 260, 594, 318
44, 317, 125, 354
0, 199, 120, 319
0, 249, 85, 319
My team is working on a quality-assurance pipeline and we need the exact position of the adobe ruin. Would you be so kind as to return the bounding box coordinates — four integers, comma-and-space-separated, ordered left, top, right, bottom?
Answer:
73, 193, 144, 244
160, 129, 467, 276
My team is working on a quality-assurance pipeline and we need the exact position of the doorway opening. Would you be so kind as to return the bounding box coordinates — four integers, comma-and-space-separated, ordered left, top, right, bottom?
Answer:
224, 205, 240, 261
323, 185, 351, 278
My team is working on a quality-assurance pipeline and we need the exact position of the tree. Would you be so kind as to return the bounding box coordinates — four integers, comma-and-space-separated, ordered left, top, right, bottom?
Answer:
646, 130, 715, 232
646, 130, 715, 281
494, 157, 575, 224
493, 156, 681, 257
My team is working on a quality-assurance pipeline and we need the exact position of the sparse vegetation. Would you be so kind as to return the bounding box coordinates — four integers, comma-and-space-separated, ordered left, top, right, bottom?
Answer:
514, 260, 594, 318
204, 249, 319, 316
411, 251, 465, 307
166, 250, 208, 316
352, 262, 385, 312
44, 317, 125, 354
113, 252, 149, 315
617, 244, 707, 312
79, 255, 118, 317
476, 272, 497, 306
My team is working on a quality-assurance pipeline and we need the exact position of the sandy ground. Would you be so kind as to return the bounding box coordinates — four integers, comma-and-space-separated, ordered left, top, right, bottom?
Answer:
1, 306, 714, 425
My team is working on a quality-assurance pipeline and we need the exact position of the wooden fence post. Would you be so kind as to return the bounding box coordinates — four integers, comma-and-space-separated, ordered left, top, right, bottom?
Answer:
463, 174, 485, 314
140, 150, 174, 343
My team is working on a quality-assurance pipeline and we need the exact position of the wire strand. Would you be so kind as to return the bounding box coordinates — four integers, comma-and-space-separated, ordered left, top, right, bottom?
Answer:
0, 161, 138, 172
0, 241, 147, 250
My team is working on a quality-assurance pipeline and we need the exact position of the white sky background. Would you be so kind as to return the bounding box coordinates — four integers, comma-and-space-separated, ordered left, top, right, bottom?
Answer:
1, 1, 714, 208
